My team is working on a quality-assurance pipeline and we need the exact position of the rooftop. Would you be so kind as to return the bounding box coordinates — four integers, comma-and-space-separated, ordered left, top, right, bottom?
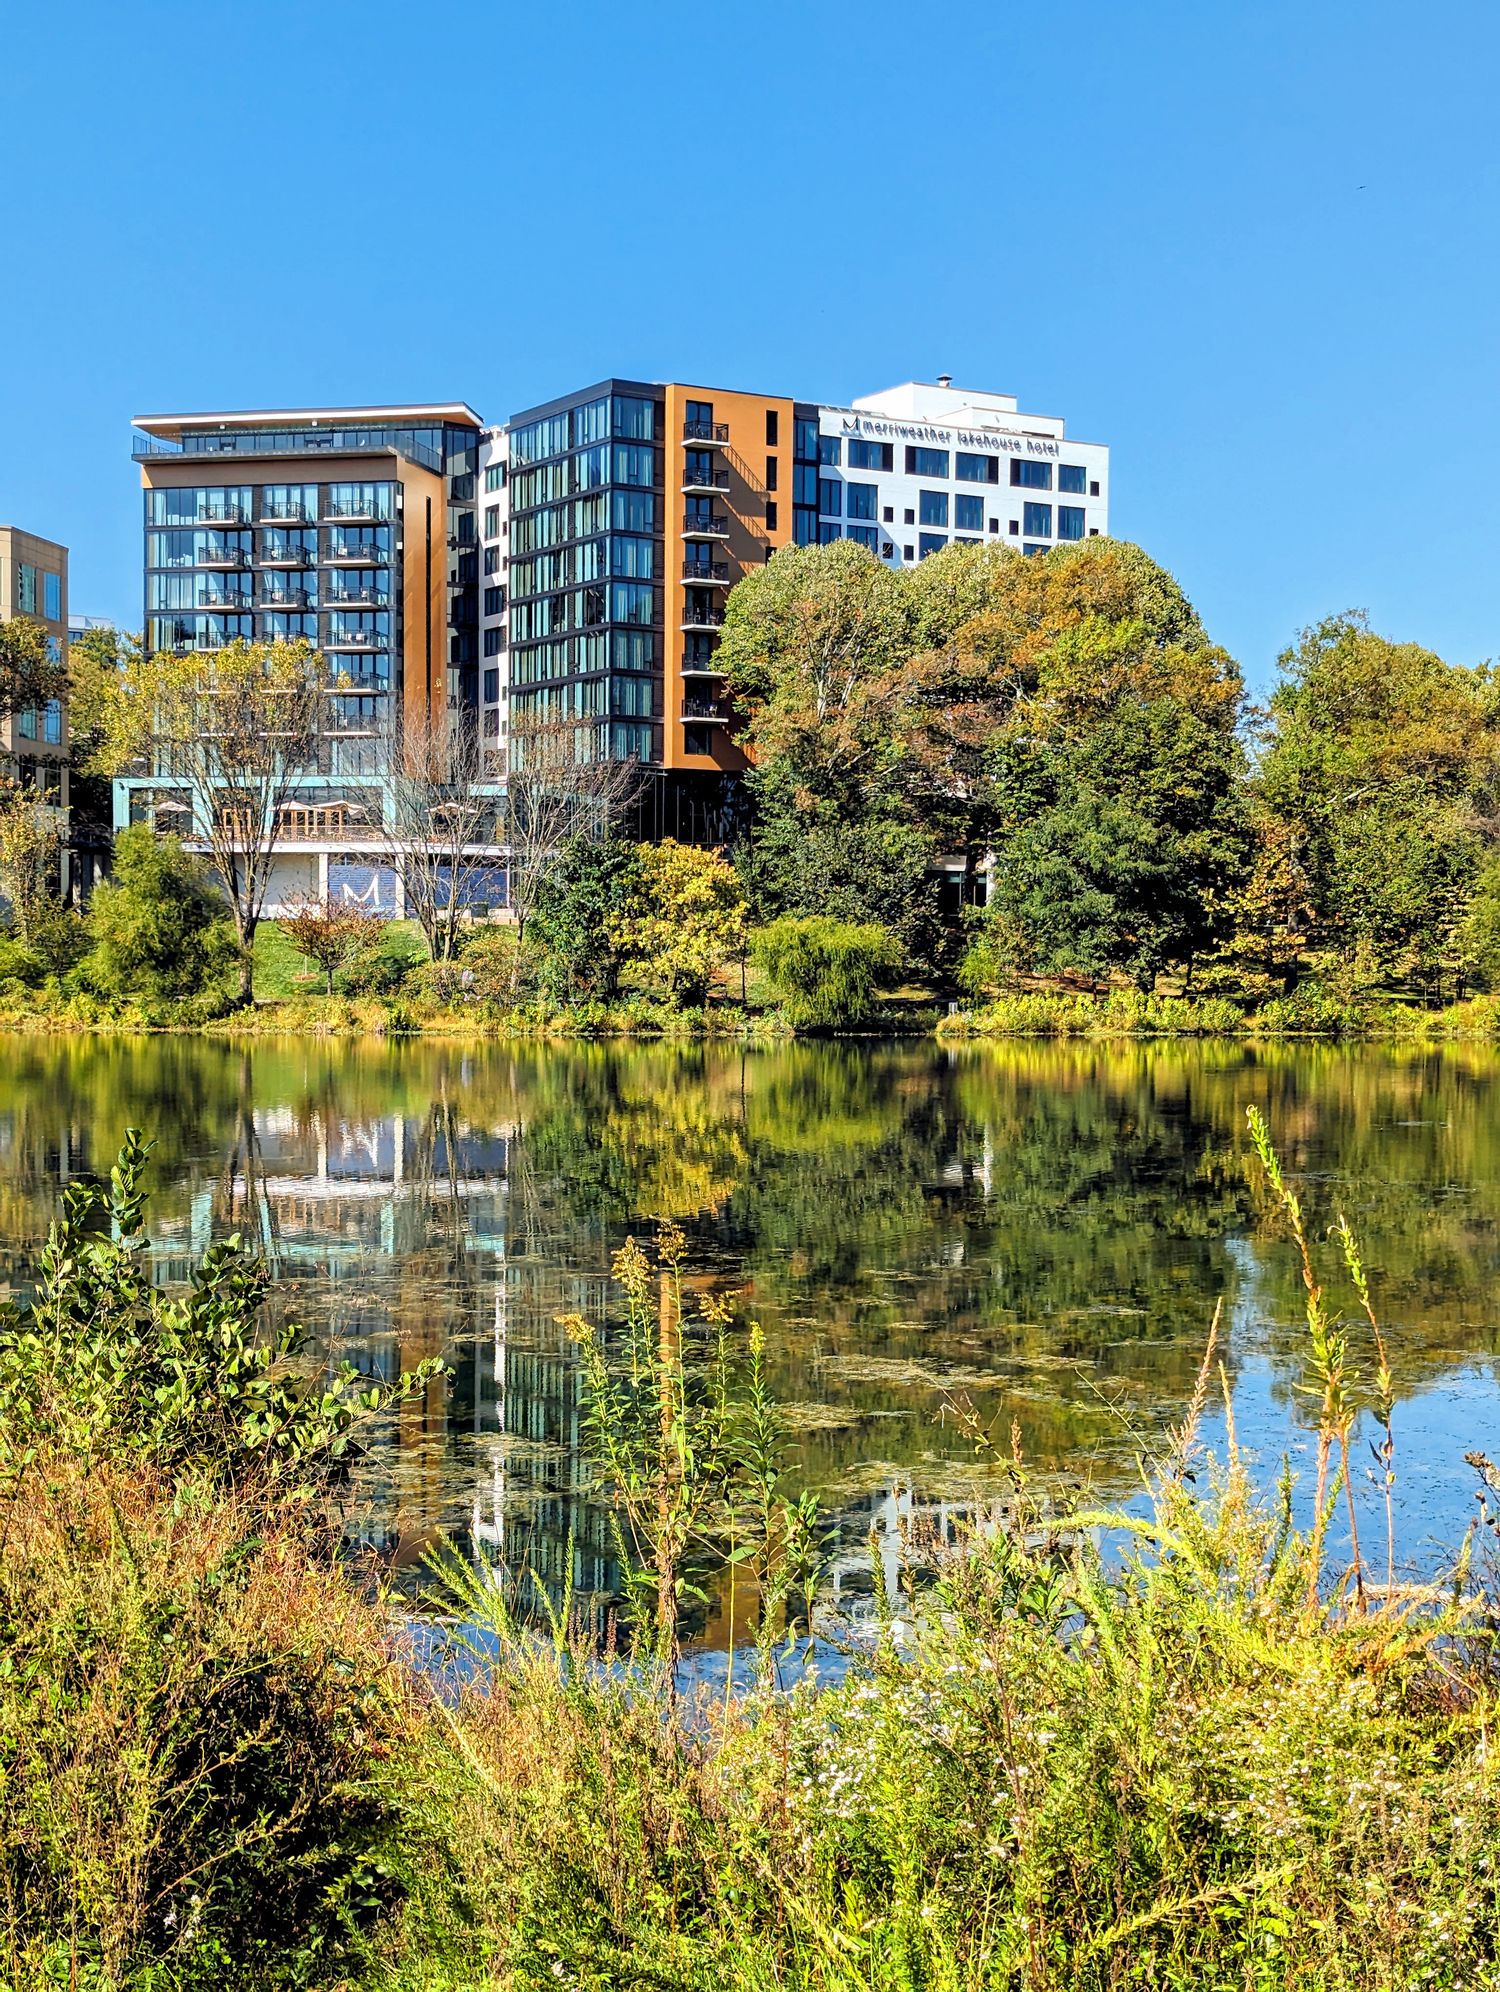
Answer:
132, 403, 483, 441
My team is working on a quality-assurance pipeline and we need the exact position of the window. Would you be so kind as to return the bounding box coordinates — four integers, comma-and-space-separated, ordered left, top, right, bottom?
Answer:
903, 544, 915, 561
903, 508, 915, 525
883, 505, 894, 523
793, 508, 817, 545
905, 445, 949, 478
484, 504, 500, 538
484, 545, 502, 574
765, 499, 778, 531
848, 438, 893, 471
918, 533, 947, 559
612, 395, 656, 439
956, 452, 999, 484
818, 434, 841, 466
43, 572, 60, 621
765, 455, 779, 490
818, 522, 842, 544
1023, 502, 1052, 538
483, 707, 500, 737
793, 463, 817, 505
1090, 480, 1100, 497
989, 516, 1000, 533
819, 478, 842, 517
1023, 543, 1049, 558
919, 490, 948, 527
611, 489, 655, 532
483, 627, 504, 656
484, 585, 503, 616
847, 524, 878, 548
685, 399, 713, 426
16, 564, 36, 613
794, 416, 819, 459
1008, 519, 1020, 536
955, 493, 983, 532
483, 667, 500, 701
610, 581, 656, 625
1011, 459, 1052, 489
609, 534, 656, 579
1059, 463, 1087, 494
847, 482, 877, 520
612, 443, 656, 485
16, 707, 35, 739
765, 410, 779, 445
485, 462, 505, 492
1057, 506, 1086, 542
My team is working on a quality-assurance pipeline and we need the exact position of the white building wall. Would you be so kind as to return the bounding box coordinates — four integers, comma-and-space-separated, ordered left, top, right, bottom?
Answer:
811, 379, 1108, 568
476, 426, 509, 770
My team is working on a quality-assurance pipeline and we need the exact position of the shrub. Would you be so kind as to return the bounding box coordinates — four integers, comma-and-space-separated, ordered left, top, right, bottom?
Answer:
459, 922, 536, 1005
82, 825, 241, 1007
529, 836, 644, 1000
751, 914, 903, 1027
280, 899, 384, 995
0, 1129, 443, 1496
336, 924, 425, 999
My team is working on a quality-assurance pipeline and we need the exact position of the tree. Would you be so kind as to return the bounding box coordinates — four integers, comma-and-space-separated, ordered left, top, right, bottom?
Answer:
280, 898, 382, 995
0, 615, 63, 722
528, 836, 645, 1000
1257, 613, 1500, 990
502, 713, 644, 986
0, 778, 65, 945
375, 708, 501, 964
95, 639, 326, 1004
751, 915, 903, 1027
608, 840, 746, 1006
83, 825, 240, 1004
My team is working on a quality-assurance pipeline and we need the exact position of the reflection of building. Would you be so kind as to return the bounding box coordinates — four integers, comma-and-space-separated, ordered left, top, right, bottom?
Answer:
0, 524, 70, 891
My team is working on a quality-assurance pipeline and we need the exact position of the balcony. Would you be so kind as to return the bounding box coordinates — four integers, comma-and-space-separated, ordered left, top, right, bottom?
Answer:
682, 558, 730, 586
323, 500, 384, 522
321, 586, 388, 609
131, 425, 444, 473
257, 544, 313, 567
683, 420, 729, 444
323, 541, 389, 565
682, 511, 729, 538
323, 629, 381, 649
197, 546, 249, 568
681, 465, 730, 494
680, 602, 726, 632
681, 700, 729, 724
258, 502, 312, 524
257, 585, 313, 609
197, 504, 250, 526
196, 589, 250, 611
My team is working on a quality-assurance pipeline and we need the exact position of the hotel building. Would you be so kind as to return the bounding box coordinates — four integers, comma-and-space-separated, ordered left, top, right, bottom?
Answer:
124, 378, 1106, 880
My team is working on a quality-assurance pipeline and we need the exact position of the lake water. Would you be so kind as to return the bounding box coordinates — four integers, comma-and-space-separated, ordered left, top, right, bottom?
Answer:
1, 1036, 1496, 1627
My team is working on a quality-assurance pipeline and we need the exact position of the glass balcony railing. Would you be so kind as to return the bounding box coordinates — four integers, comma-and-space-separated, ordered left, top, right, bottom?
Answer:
132, 426, 444, 473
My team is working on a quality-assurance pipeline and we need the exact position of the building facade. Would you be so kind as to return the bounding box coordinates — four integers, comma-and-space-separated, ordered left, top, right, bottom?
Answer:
121, 379, 1107, 882
0, 524, 71, 889
123, 404, 484, 909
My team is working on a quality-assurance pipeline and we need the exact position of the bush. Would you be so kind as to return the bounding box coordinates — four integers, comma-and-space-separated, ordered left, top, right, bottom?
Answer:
751, 914, 903, 1027
529, 836, 644, 1000
335, 924, 425, 999
81, 825, 241, 1007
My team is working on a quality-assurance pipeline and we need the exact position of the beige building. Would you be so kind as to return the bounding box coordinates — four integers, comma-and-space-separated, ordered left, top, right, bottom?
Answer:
0, 524, 71, 882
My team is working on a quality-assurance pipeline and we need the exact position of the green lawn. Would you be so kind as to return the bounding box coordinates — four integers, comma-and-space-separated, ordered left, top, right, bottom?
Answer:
251, 918, 429, 1002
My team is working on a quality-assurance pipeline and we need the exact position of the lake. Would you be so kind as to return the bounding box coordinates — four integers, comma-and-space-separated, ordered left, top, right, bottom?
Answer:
1, 1036, 1496, 1627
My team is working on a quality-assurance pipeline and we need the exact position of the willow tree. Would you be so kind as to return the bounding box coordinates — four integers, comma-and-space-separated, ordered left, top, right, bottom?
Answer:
97, 638, 325, 1003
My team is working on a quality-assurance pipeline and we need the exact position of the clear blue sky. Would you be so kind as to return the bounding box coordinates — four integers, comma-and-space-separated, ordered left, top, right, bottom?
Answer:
4, 0, 1497, 694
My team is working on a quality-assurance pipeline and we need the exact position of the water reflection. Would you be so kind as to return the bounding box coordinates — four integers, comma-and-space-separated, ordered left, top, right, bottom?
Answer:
0, 1037, 1497, 1619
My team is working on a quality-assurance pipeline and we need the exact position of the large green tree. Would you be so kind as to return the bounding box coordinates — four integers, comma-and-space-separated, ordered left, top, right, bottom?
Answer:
1256, 614, 1500, 990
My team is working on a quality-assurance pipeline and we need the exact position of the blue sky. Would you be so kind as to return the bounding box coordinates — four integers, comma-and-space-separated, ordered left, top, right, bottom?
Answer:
3, 0, 1497, 694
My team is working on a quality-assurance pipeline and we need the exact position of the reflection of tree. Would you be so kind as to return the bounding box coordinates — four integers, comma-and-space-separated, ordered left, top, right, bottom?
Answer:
1, 1034, 1498, 1590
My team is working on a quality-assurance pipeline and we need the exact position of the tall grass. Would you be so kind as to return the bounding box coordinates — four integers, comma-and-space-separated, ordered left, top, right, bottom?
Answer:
2, 1127, 1498, 1988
